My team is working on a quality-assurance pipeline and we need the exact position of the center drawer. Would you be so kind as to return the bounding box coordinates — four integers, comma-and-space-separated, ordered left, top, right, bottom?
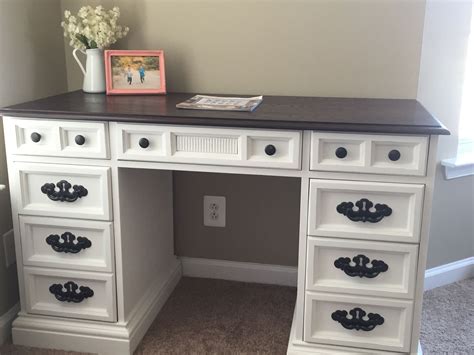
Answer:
308, 179, 424, 243
13, 163, 112, 221
115, 123, 302, 169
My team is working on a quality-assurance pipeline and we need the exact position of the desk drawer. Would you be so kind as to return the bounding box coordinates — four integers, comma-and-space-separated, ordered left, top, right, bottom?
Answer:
115, 123, 301, 169
306, 237, 418, 299
308, 179, 424, 243
310, 132, 428, 176
24, 267, 116, 322
4, 117, 109, 159
20, 216, 114, 272
14, 163, 112, 221
304, 292, 413, 352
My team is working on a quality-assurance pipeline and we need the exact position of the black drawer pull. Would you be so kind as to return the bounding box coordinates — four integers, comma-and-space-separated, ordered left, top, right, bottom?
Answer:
41, 180, 88, 202
335, 147, 347, 159
265, 144, 276, 156
46, 232, 91, 254
388, 149, 401, 161
331, 307, 384, 331
336, 198, 392, 223
139, 137, 150, 148
334, 254, 388, 278
31, 132, 42, 143
75, 135, 86, 145
49, 281, 94, 303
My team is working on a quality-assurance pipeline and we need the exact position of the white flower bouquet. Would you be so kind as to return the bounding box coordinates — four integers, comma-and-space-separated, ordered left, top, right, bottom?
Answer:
61, 5, 129, 50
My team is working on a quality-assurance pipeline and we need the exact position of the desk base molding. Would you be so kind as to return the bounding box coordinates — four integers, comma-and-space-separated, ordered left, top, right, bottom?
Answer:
11, 261, 182, 355
181, 257, 298, 287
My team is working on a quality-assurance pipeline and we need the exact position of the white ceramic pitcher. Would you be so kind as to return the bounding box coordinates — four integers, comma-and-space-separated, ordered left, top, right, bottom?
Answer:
73, 48, 106, 93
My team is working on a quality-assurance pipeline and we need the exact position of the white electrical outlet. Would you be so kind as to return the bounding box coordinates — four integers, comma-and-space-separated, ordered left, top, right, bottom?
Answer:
3, 229, 16, 267
203, 195, 226, 227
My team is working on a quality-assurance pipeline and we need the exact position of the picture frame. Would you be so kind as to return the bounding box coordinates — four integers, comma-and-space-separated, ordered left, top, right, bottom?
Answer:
104, 50, 166, 95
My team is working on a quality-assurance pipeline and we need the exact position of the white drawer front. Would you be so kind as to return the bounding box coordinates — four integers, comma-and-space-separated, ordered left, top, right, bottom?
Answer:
115, 123, 301, 169
14, 163, 112, 221
310, 132, 428, 176
304, 292, 413, 352
308, 180, 424, 243
20, 216, 113, 272
24, 267, 116, 322
4, 117, 109, 159
306, 237, 418, 299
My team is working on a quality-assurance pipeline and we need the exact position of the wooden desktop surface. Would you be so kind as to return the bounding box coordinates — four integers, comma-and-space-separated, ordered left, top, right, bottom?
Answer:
1, 91, 449, 135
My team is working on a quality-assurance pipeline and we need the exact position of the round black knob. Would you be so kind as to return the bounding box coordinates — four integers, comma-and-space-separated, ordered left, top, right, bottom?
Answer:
75, 135, 86, 146
388, 149, 401, 161
265, 144, 276, 156
31, 132, 41, 143
335, 147, 347, 159
139, 138, 150, 149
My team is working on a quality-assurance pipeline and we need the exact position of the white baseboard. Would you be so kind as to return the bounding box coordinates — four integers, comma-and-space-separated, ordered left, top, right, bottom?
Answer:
424, 256, 474, 291
181, 257, 297, 287
0, 303, 20, 345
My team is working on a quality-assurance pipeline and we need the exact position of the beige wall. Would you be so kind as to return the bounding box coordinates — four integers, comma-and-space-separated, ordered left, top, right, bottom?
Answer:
417, 0, 474, 268
61, 0, 426, 98
0, 0, 68, 315
173, 172, 301, 266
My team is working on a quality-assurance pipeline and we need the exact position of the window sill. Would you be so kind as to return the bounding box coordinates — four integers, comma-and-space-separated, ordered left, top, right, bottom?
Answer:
442, 138, 474, 180
441, 156, 474, 179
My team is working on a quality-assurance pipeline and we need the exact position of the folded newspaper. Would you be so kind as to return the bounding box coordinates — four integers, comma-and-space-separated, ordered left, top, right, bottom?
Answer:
176, 95, 263, 112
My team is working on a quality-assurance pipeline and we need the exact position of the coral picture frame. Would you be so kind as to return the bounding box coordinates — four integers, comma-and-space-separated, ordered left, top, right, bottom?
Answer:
105, 50, 166, 95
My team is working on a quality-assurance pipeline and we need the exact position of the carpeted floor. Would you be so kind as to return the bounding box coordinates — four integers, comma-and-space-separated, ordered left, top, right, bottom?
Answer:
134, 278, 295, 354
0, 277, 472, 354
420, 278, 474, 354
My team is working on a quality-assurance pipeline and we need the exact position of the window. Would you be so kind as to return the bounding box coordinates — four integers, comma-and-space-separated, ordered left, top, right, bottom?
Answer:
458, 3, 474, 160
441, 4, 474, 179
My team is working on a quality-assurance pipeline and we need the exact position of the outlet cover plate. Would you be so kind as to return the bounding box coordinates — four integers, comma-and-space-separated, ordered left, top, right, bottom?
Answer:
204, 195, 226, 227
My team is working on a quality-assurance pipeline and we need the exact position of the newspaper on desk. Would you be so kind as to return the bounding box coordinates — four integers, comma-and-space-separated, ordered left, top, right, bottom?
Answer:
176, 95, 263, 112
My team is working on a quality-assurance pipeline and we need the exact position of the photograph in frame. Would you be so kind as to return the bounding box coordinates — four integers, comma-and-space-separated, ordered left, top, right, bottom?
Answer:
105, 50, 166, 95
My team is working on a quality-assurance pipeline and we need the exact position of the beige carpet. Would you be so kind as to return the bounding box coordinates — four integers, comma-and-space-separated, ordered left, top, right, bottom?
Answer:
420, 278, 474, 354
0, 277, 472, 354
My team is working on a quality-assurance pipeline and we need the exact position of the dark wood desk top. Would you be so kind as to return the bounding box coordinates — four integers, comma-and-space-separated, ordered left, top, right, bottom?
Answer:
0, 91, 449, 135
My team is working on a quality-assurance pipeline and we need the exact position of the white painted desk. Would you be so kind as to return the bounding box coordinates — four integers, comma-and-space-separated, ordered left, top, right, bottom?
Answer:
1, 92, 449, 354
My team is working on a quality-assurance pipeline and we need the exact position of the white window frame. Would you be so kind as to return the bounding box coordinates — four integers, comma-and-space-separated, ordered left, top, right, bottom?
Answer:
442, 3, 474, 179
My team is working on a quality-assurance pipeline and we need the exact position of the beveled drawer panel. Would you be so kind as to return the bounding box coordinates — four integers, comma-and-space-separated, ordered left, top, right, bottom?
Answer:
24, 267, 116, 322
14, 163, 112, 221
4, 117, 109, 159
306, 237, 418, 299
20, 216, 114, 272
115, 123, 302, 169
308, 179, 424, 243
310, 132, 428, 176
304, 292, 413, 352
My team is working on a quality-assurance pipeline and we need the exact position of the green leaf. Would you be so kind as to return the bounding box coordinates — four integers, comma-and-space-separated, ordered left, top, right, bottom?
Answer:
75, 34, 90, 49
89, 40, 98, 49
